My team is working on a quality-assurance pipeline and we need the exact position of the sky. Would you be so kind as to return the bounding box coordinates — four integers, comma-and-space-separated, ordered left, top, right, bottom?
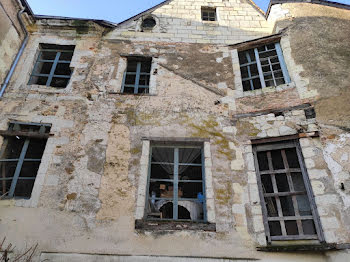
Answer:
26, 0, 350, 23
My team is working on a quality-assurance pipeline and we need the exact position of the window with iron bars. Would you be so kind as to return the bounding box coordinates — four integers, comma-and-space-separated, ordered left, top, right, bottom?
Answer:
146, 144, 206, 222
253, 140, 324, 243
238, 43, 290, 91
0, 122, 51, 199
201, 7, 216, 21
29, 44, 75, 88
122, 57, 152, 94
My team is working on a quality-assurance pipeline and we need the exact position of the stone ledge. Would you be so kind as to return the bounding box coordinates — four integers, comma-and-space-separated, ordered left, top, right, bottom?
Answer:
135, 219, 216, 232
257, 243, 350, 252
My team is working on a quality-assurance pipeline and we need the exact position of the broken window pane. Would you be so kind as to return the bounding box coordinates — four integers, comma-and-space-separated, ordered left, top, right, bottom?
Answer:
29, 44, 75, 88
147, 145, 205, 221
271, 150, 284, 170
257, 152, 269, 171
0, 123, 50, 199
265, 197, 278, 217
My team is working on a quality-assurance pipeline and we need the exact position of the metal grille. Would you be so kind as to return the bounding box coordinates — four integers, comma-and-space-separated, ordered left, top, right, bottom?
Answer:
253, 140, 324, 242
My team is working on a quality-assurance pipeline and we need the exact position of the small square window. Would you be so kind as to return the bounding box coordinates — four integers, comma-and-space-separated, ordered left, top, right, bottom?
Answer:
238, 43, 290, 91
253, 140, 323, 243
122, 57, 152, 94
146, 145, 206, 221
0, 122, 51, 199
201, 7, 216, 21
28, 44, 75, 88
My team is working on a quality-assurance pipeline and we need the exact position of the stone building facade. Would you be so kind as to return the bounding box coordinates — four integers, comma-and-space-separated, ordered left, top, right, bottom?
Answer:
0, 0, 349, 261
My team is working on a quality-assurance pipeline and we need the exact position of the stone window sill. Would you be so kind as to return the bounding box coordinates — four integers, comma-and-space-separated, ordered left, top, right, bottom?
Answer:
239, 82, 296, 98
135, 219, 216, 232
26, 84, 69, 94
257, 242, 350, 252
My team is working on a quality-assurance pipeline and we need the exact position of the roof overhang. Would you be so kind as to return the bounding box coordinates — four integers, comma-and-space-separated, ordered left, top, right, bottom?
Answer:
34, 15, 117, 28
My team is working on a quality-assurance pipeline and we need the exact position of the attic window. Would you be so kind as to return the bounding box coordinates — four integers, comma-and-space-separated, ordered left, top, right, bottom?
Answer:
201, 7, 216, 21
29, 44, 75, 88
122, 57, 152, 94
141, 17, 156, 30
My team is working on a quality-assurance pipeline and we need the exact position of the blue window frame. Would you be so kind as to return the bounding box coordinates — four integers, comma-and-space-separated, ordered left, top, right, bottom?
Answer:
238, 43, 290, 91
146, 145, 207, 222
29, 44, 75, 88
122, 57, 152, 94
0, 122, 51, 199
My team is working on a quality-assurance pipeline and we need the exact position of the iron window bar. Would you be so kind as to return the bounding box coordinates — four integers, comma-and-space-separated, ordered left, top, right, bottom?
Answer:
239, 43, 291, 91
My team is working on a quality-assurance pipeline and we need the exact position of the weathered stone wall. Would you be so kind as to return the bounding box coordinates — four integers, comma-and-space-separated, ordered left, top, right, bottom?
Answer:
0, 0, 25, 83
108, 0, 273, 45
0, 1, 349, 262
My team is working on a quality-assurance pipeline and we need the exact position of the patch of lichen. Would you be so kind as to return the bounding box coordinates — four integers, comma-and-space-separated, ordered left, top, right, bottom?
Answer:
184, 116, 235, 161
125, 109, 161, 126
236, 120, 260, 137
215, 182, 232, 205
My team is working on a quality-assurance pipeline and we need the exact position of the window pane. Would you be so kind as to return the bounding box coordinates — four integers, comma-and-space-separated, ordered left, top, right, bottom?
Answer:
35, 62, 53, 75
125, 74, 136, 85
25, 138, 47, 159
250, 64, 259, 77
54, 63, 71, 76
150, 164, 173, 179
139, 74, 150, 86
137, 88, 149, 94
178, 200, 203, 220
240, 66, 249, 79
285, 220, 299, 235
179, 166, 202, 181
302, 220, 316, 235
257, 152, 269, 171
265, 197, 278, 217
39, 51, 57, 60
296, 195, 312, 216
179, 148, 201, 164
2, 136, 25, 159
50, 77, 70, 88
179, 182, 203, 198
252, 78, 262, 90
149, 181, 173, 198
276, 173, 290, 192
19, 162, 41, 178
242, 80, 252, 91
127, 61, 138, 72
291, 172, 306, 191
29, 76, 48, 86
285, 148, 300, 168
0, 162, 17, 195
271, 150, 284, 170
261, 174, 273, 193
152, 147, 174, 163
238, 52, 248, 64
280, 196, 295, 216
14, 179, 35, 198
59, 51, 74, 61
123, 87, 134, 94
141, 61, 152, 73
269, 221, 282, 236
265, 79, 275, 87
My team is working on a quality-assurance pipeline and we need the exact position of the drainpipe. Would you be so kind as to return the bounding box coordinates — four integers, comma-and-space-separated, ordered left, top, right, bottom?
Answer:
0, 4, 29, 98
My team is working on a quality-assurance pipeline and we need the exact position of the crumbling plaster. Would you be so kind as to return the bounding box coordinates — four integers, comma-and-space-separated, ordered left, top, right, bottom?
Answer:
0, 1, 349, 261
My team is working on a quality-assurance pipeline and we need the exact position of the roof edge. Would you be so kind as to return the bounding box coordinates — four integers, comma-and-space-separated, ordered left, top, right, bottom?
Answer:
266, 0, 350, 17
34, 14, 117, 28
19, 0, 34, 16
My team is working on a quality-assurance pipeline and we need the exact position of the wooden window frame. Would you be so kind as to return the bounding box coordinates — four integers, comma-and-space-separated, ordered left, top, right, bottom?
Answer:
121, 57, 152, 94
239, 43, 290, 91
0, 122, 51, 199
252, 139, 324, 243
29, 44, 75, 88
145, 144, 207, 222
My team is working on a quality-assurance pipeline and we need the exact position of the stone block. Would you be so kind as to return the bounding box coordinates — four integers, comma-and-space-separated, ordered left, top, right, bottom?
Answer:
279, 126, 296, 136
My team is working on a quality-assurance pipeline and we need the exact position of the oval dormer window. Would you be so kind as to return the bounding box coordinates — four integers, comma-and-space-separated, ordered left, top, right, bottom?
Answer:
141, 17, 156, 30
